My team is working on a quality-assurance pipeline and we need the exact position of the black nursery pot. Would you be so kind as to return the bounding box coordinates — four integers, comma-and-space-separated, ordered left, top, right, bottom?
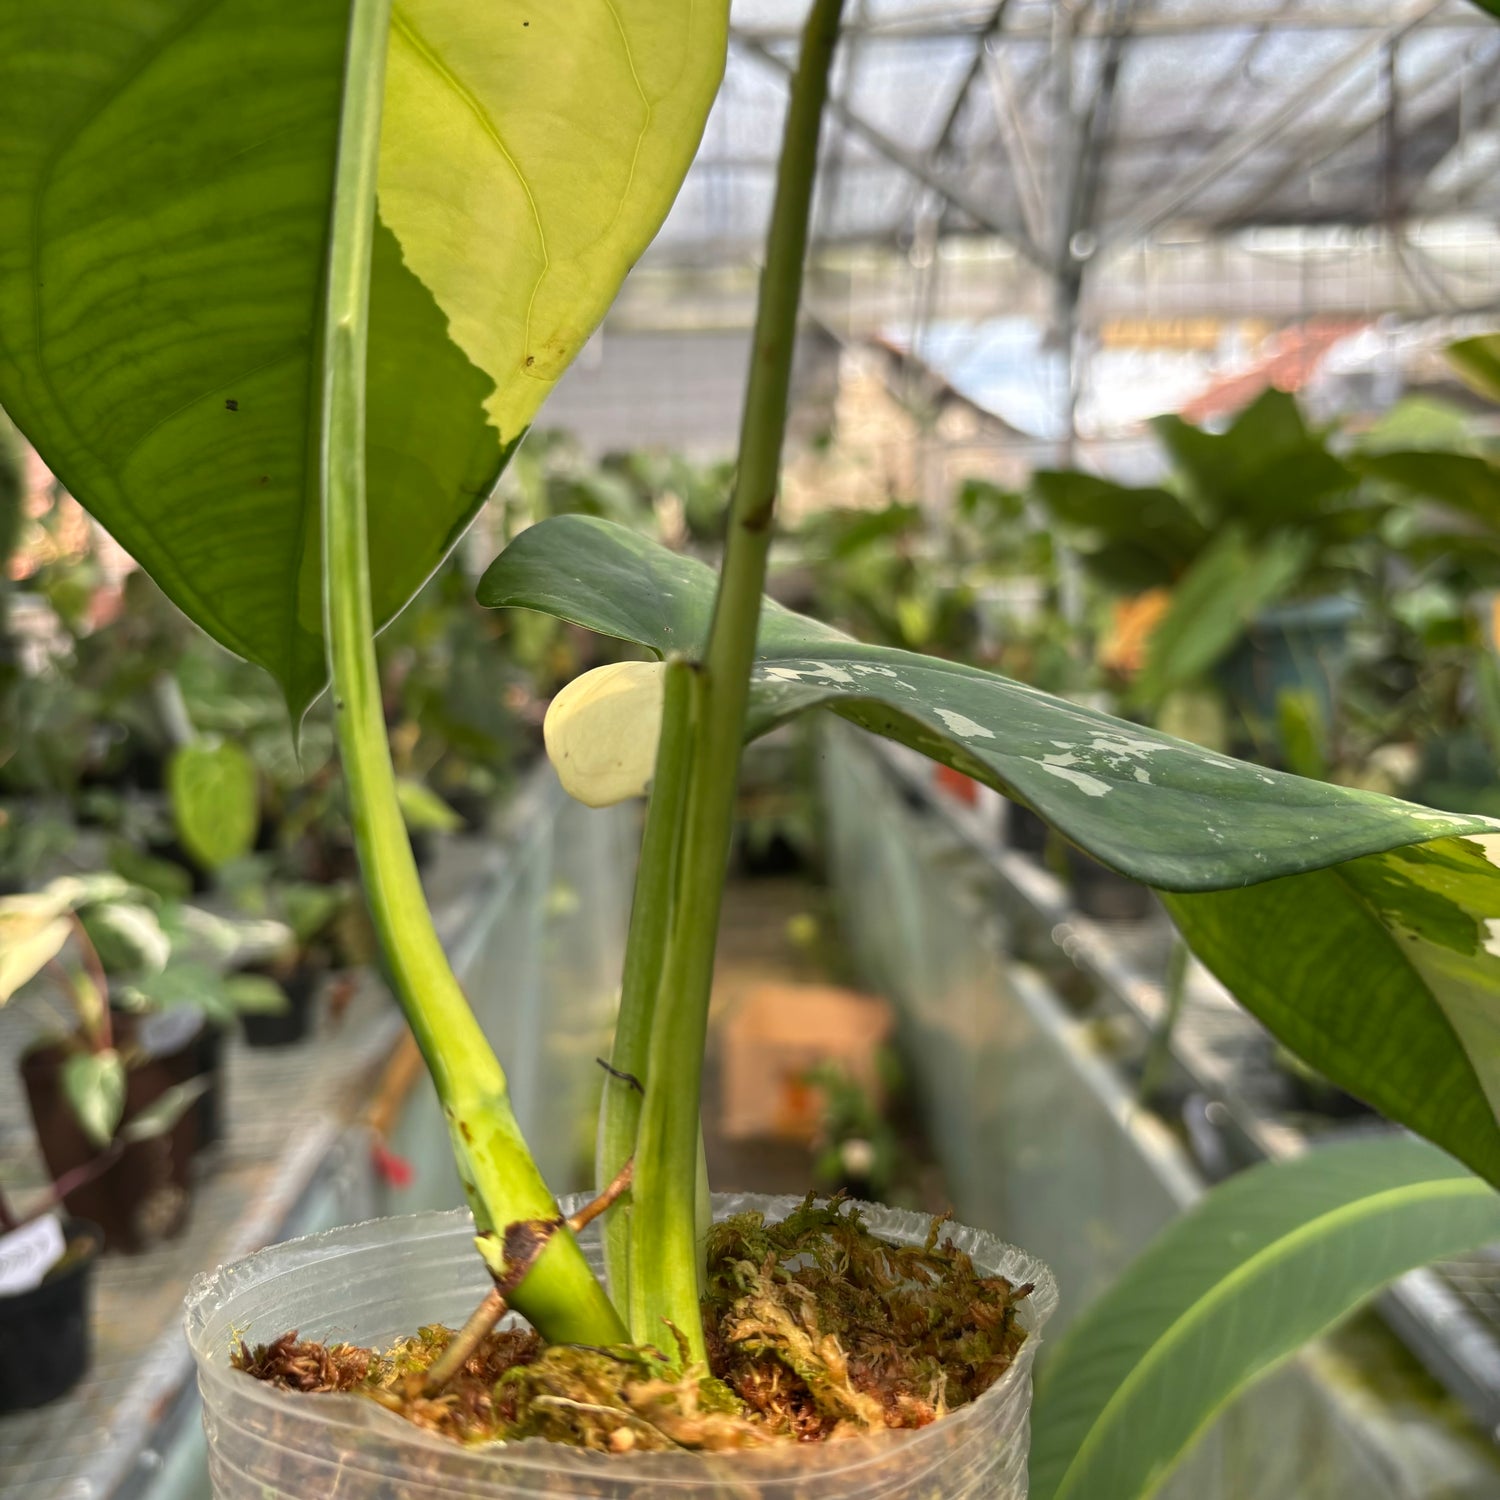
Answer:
238, 965, 320, 1049
1065, 847, 1155, 922
193, 1020, 228, 1151
0, 1219, 103, 1413
1006, 802, 1052, 857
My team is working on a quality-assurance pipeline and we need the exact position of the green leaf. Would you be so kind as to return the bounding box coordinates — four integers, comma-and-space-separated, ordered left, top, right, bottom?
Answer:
1352, 450, 1500, 532
61, 1048, 127, 1149
395, 777, 463, 834
1028, 471, 1206, 589
107, 841, 195, 903
119, 1075, 211, 1144
1448, 333, 1500, 402
168, 740, 260, 872
1031, 1137, 1500, 1500
478, 516, 1493, 891
1152, 389, 1358, 532
1134, 527, 1313, 703
379, 0, 728, 446
79, 901, 172, 976
0, 1, 727, 715
1165, 835, 1500, 1188
280, 882, 349, 946
224, 973, 291, 1017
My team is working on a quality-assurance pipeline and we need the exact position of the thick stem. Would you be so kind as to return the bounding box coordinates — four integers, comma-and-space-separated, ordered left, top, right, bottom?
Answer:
598, 657, 698, 1308
320, 0, 621, 1346
625, 0, 847, 1360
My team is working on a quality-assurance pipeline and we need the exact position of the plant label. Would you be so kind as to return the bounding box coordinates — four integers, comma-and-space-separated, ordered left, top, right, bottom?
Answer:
0, 1213, 67, 1297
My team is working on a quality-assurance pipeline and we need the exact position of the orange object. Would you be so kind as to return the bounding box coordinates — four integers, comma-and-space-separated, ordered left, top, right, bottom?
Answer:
720, 982, 895, 1143
1100, 588, 1171, 675
934, 762, 980, 806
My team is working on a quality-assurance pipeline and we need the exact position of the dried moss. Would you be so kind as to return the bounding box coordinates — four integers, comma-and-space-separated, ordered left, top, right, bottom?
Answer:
235, 1196, 1031, 1453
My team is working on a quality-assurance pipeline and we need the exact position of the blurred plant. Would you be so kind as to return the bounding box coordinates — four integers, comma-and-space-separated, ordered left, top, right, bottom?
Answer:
0, 876, 138, 1145
806, 1055, 906, 1203
1031, 389, 1382, 717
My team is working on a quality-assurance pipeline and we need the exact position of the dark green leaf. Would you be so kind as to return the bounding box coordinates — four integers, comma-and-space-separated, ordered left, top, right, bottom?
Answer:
1152, 389, 1357, 530
478, 516, 1493, 891
1031, 1137, 1500, 1500
1029, 471, 1206, 587
1166, 834, 1500, 1187
1353, 450, 1500, 532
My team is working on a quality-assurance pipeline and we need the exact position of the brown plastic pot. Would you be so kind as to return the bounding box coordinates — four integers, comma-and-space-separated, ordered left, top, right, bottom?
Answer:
19, 1010, 202, 1254
0, 1218, 102, 1413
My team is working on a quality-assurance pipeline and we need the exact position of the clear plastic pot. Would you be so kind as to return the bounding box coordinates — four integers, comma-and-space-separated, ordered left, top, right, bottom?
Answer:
185, 1194, 1057, 1499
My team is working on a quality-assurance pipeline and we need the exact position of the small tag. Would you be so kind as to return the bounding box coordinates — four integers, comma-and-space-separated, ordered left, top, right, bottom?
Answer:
0, 1214, 68, 1296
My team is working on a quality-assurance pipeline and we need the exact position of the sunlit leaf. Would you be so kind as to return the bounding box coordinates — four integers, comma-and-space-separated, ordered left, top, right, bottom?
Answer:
1448, 332, 1500, 401
379, 0, 729, 443
0, 2, 727, 715
61, 1048, 127, 1149
1031, 1138, 1500, 1500
0, 908, 70, 1003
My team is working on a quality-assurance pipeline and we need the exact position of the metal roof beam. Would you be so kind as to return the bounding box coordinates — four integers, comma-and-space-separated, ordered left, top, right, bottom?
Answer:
729, 8, 1490, 44
1104, 0, 1446, 245
735, 32, 1052, 271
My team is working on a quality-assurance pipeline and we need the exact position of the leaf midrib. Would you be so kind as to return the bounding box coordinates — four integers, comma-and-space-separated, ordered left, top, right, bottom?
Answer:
390, 5, 549, 367
1048, 1173, 1489, 1500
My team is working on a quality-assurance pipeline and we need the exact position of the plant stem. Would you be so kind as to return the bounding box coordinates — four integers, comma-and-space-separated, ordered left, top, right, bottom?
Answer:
320, 0, 621, 1346
598, 656, 699, 1309
625, 0, 847, 1360
67, 916, 111, 1052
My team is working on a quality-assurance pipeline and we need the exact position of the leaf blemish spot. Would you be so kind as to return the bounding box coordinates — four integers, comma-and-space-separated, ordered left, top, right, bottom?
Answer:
224, 398, 238, 411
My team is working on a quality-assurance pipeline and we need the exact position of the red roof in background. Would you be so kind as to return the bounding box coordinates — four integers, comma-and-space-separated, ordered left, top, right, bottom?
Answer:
1178, 319, 1367, 424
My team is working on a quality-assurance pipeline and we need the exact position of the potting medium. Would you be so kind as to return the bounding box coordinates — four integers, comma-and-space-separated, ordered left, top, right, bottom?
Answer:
186, 1194, 1056, 1499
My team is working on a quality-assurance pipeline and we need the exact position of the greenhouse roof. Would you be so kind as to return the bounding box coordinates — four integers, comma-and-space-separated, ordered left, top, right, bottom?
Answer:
655, 0, 1500, 265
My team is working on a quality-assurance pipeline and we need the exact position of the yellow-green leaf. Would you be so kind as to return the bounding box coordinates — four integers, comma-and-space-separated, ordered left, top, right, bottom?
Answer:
381, 0, 729, 442
168, 740, 259, 872
0, 906, 71, 1003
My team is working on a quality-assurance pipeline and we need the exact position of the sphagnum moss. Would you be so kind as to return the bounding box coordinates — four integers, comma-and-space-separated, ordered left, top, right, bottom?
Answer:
235, 1198, 1033, 1454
